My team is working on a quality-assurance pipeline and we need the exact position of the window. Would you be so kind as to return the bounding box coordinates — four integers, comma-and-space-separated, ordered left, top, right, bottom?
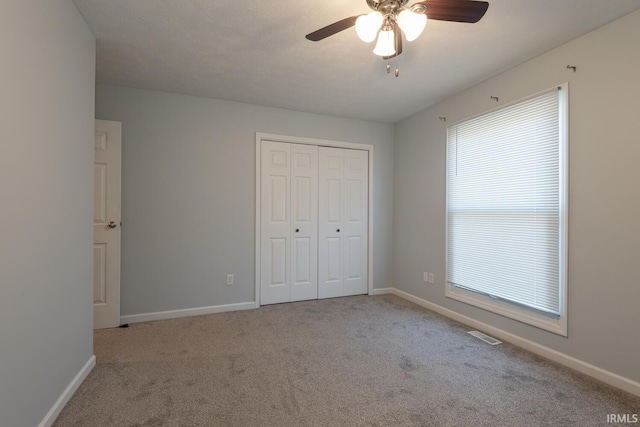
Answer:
446, 85, 568, 336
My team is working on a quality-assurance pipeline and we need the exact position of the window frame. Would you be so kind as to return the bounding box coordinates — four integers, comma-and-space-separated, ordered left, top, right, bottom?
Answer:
444, 83, 569, 337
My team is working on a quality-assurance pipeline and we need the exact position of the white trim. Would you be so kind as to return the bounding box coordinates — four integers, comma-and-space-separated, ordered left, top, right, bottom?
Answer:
257, 132, 374, 151
255, 132, 375, 306
367, 148, 374, 297
120, 301, 257, 324
448, 84, 568, 128
387, 287, 640, 397
558, 82, 570, 333
38, 355, 96, 427
370, 287, 394, 295
255, 136, 262, 307
446, 286, 566, 336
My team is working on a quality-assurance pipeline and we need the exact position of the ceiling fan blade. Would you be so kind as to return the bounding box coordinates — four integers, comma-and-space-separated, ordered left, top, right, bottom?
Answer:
416, 0, 489, 23
305, 16, 359, 41
383, 26, 403, 60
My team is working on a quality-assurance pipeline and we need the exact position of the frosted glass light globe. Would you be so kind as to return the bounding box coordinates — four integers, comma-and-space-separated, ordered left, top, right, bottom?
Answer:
355, 12, 383, 43
373, 29, 396, 56
397, 9, 427, 41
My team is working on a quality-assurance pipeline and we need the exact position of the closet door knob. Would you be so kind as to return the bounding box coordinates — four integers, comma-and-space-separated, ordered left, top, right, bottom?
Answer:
295, 229, 300, 233
336, 229, 340, 232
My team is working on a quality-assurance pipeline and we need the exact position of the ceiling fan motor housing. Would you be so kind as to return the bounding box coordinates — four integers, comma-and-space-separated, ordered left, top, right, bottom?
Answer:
367, 0, 411, 15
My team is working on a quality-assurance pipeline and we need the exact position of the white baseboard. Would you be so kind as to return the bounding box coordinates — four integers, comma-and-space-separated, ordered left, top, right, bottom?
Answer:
370, 287, 394, 295
38, 355, 96, 427
120, 301, 258, 324
385, 287, 640, 397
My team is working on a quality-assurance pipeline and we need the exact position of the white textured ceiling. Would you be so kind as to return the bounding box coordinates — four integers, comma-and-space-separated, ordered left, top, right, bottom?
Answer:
72, 0, 640, 123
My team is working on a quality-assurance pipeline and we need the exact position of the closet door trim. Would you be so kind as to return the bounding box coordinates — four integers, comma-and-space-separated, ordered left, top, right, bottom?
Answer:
255, 133, 374, 307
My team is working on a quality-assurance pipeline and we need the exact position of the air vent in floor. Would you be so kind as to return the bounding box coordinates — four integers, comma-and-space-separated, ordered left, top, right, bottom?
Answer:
467, 330, 502, 345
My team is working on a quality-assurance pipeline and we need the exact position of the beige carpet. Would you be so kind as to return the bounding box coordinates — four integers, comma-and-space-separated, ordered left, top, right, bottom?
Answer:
54, 295, 639, 426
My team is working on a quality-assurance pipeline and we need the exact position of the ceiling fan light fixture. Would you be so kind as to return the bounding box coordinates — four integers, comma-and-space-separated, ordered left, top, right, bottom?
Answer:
397, 9, 427, 42
355, 11, 383, 42
305, 0, 490, 71
373, 28, 396, 56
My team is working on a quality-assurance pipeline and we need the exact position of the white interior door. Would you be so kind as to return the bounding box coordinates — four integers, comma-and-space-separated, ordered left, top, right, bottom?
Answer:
94, 119, 122, 329
318, 147, 368, 298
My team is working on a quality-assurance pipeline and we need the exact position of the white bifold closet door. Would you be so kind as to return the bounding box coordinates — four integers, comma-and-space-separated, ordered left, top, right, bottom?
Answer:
318, 147, 368, 299
261, 141, 318, 305
260, 142, 368, 305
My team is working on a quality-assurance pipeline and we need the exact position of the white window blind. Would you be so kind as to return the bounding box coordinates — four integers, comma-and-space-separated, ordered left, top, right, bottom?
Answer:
446, 87, 565, 315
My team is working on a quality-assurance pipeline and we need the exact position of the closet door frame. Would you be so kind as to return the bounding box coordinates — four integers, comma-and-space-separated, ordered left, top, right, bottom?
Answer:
255, 132, 374, 307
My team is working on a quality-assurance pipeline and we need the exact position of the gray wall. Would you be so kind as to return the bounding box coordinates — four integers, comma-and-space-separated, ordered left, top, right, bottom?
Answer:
0, 1, 96, 426
95, 85, 394, 316
394, 9, 640, 383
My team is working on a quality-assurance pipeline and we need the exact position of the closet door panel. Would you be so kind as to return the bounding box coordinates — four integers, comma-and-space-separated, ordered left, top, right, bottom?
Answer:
343, 149, 369, 296
290, 144, 318, 302
261, 141, 291, 304
318, 147, 344, 299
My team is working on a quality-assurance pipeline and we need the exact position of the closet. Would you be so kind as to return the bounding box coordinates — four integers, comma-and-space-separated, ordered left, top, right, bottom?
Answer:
260, 141, 369, 305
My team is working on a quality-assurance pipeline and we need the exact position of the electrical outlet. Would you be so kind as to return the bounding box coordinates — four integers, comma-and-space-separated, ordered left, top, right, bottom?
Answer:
423, 272, 429, 283
428, 272, 434, 284
226, 274, 234, 286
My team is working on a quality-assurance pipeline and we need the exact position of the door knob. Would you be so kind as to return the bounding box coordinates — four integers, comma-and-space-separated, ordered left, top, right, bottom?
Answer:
295, 229, 300, 233
108, 221, 117, 229
336, 229, 340, 232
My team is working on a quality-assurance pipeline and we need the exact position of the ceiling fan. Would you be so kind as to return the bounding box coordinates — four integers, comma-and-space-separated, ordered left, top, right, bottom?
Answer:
305, 0, 489, 76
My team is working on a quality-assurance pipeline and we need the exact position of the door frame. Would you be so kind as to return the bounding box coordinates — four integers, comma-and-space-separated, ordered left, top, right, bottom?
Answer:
255, 132, 374, 307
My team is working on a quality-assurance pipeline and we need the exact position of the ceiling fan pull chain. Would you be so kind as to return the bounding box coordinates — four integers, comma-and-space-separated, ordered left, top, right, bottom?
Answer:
386, 62, 391, 74
395, 57, 400, 77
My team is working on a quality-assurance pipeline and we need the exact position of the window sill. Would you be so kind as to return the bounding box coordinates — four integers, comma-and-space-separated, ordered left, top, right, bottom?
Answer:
445, 284, 567, 337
